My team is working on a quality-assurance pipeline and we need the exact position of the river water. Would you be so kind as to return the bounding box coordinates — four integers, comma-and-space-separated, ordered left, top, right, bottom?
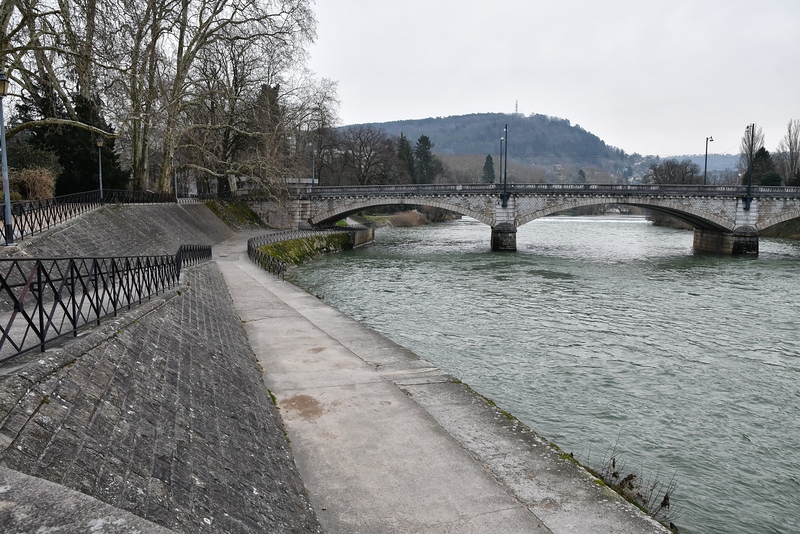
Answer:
287, 215, 800, 534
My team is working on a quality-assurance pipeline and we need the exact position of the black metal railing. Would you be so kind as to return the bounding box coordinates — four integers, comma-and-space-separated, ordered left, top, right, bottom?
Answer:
0, 189, 179, 244
176, 244, 213, 267
0, 244, 211, 362
247, 229, 359, 279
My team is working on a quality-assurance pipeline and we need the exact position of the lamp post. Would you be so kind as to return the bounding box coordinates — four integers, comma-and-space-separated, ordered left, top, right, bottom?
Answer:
0, 68, 13, 245
745, 124, 755, 210
703, 135, 714, 185
498, 137, 504, 185
502, 124, 509, 207
96, 137, 104, 204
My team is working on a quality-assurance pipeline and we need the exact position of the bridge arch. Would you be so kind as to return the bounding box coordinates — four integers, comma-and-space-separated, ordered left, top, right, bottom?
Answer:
756, 209, 800, 231
311, 197, 495, 226
311, 194, 738, 232
515, 196, 734, 231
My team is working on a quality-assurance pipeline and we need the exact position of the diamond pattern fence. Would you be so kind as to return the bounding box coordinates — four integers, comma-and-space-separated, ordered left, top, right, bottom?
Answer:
0, 244, 210, 362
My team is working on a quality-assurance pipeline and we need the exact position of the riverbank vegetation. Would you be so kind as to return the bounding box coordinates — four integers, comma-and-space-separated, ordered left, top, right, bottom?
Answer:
590, 448, 682, 530
456, 377, 681, 532
390, 211, 431, 227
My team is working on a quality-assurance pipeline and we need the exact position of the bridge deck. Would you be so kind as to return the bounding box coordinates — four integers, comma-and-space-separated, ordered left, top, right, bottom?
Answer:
298, 183, 800, 198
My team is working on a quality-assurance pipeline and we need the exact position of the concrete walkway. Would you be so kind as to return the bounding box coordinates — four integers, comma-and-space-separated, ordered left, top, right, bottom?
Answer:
215, 233, 670, 534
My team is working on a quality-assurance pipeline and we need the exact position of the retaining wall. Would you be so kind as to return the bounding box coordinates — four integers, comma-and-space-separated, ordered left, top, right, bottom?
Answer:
0, 204, 320, 533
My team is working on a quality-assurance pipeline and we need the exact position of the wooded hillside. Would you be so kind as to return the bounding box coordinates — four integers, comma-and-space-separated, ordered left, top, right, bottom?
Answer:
357, 113, 628, 169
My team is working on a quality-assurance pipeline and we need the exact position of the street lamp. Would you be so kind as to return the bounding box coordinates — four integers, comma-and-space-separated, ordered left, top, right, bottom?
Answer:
502, 124, 509, 207
96, 137, 104, 204
745, 124, 755, 210
0, 67, 13, 244
703, 135, 714, 185
498, 137, 504, 185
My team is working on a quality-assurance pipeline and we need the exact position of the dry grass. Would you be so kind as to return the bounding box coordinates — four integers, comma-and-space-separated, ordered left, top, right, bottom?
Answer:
590, 442, 683, 530
390, 210, 430, 227
11, 167, 57, 200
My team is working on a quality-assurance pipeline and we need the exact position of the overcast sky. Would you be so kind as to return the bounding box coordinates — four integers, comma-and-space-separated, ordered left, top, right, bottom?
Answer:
307, 0, 800, 157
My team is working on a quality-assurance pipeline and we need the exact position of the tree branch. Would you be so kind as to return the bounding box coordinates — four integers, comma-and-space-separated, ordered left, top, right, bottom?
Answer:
6, 118, 117, 139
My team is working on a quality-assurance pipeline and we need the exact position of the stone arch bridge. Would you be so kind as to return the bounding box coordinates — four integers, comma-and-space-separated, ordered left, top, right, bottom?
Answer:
289, 183, 800, 255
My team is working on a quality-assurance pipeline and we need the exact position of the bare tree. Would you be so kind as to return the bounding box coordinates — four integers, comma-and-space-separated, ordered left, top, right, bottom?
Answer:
776, 119, 800, 185
1, 0, 330, 194
155, 0, 316, 193
338, 125, 399, 186
738, 124, 765, 177
645, 159, 701, 184
0, 0, 120, 132
179, 15, 337, 196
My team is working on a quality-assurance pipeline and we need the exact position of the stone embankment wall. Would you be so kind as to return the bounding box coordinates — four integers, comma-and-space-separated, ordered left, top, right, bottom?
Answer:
259, 227, 374, 267
0, 204, 321, 533
5, 203, 234, 258
351, 226, 375, 247
242, 198, 297, 229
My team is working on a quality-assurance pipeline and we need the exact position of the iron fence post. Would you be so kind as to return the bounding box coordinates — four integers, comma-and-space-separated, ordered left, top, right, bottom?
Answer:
93, 259, 101, 325
37, 261, 45, 352
70, 259, 78, 336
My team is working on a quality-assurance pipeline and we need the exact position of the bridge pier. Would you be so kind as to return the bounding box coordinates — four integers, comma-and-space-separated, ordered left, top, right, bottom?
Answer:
491, 223, 517, 251
693, 227, 759, 256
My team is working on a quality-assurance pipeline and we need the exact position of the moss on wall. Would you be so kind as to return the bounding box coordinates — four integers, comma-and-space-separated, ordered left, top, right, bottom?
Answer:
205, 199, 265, 230
259, 233, 353, 266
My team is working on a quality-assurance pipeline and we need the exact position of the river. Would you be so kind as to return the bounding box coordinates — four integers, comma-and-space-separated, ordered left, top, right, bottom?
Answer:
287, 215, 800, 534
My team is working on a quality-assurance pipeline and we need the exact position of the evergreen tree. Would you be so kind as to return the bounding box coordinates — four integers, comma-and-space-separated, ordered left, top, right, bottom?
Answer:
16, 91, 129, 196
414, 135, 433, 184
761, 171, 782, 186
396, 133, 415, 182
748, 147, 776, 185
482, 154, 495, 183
413, 135, 443, 184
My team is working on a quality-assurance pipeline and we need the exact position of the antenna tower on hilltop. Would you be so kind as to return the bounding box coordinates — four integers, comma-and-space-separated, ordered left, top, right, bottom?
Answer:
515, 100, 518, 114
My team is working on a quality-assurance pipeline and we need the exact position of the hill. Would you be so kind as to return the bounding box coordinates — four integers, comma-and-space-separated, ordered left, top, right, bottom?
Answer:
349, 112, 742, 183
356, 112, 628, 170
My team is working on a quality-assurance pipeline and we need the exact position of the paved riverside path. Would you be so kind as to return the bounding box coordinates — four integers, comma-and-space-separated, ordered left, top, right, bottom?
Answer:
216, 233, 670, 534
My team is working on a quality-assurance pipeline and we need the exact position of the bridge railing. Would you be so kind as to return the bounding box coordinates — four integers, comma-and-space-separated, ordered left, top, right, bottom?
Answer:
0, 189, 179, 244
300, 183, 800, 198
0, 244, 211, 362
247, 228, 363, 279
